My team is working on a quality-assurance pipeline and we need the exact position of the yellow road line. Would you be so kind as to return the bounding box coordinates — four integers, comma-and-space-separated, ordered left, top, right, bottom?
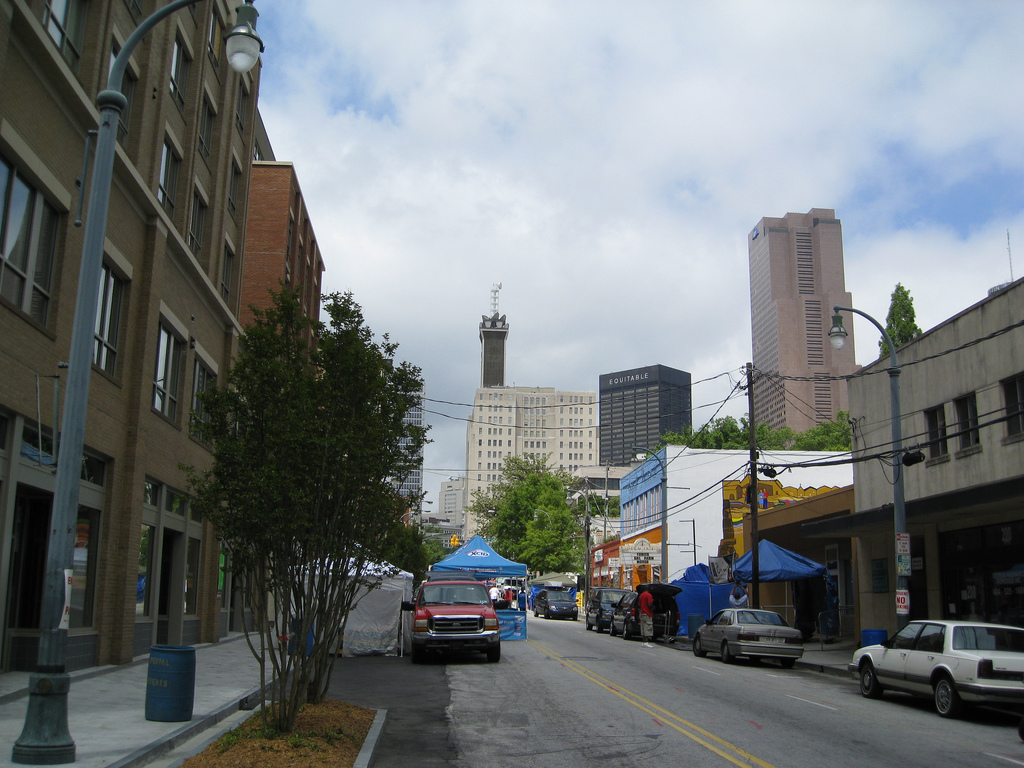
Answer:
528, 639, 777, 768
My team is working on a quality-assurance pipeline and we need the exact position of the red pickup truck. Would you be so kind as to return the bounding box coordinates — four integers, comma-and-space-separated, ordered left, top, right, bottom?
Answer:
403, 579, 502, 663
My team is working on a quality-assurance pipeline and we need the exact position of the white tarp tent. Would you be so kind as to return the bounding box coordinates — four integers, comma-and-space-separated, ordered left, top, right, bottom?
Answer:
341, 563, 413, 656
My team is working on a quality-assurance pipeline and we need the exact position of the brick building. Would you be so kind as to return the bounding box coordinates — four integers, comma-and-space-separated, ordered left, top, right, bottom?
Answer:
0, 0, 260, 670
240, 160, 324, 330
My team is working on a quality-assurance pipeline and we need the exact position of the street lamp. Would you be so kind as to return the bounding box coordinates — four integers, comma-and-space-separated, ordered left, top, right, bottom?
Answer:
828, 306, 911, 631
633, 447, 668, 584
13, 2, 264, 764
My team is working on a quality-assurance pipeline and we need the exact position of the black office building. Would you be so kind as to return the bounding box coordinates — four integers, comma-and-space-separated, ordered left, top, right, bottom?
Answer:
599, 365, 692, 466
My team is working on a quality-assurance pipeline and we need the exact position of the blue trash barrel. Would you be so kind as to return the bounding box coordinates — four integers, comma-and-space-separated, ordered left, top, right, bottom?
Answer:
860, 629, 888, 647
145, 645, 196, 722
687, 613, 705, 637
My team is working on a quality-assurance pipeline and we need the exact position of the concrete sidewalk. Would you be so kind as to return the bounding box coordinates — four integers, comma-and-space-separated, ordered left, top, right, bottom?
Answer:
0, 634, 272, 768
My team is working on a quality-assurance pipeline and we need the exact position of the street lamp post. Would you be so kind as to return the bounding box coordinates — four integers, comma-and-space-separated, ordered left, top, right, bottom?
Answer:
828, 305, 911, 632
633, 447, 668, 584
12, 3, 263, 764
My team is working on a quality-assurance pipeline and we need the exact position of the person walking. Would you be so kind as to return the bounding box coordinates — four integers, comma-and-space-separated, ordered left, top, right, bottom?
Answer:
638, 588, 655, 648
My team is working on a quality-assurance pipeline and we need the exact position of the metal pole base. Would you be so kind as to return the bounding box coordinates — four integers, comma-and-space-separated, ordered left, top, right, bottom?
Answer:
11, 673, 76, 765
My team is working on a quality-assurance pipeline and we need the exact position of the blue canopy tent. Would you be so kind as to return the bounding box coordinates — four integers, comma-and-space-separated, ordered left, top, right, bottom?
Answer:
670, 563, 733, 635
732, 540, 838, 638
431, 536, 527, 579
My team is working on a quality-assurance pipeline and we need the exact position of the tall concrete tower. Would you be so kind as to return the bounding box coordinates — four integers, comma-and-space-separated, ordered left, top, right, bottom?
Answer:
479, 283, 508, 388
748, 208, 858, 432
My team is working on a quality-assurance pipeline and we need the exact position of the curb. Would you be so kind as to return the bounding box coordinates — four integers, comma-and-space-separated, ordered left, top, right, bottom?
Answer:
354, 709, 387, 768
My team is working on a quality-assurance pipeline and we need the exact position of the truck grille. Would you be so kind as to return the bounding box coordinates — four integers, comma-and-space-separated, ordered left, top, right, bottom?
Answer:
431, 616, 483, 634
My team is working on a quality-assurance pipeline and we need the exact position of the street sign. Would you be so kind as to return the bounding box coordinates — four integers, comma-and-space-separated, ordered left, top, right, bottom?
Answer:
896, 589, 910, 615
896, 532, 910, 555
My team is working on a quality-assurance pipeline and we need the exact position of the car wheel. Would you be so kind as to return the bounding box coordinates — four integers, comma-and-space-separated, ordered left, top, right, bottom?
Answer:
487, 644, 501, 663
534, 608, 539, 617
692, 633, 707, 658
586, 616, 593, 631
934, 675, 963, 718
778, 658, 796, 669
545, 609, 552, 619
859, 662, 883, 699
609, 620, 618, 637
622, 621, 632, 641
721, 640, 735, 664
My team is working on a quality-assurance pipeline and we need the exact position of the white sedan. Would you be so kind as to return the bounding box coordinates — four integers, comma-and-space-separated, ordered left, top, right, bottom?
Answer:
849, 619, 1024, 718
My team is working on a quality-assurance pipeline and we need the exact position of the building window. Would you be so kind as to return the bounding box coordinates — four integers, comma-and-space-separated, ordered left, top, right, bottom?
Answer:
191, 359, 214, 441
925, 405, 948, 459
44, 0, 86, 71
184, 537, 201, 615
1005, 374, 1024, 437
124, 0, 142, 19
157, 140, 180, 215
220, 244, 234, 301
235, 81, 249, 133
198, 98, 215, 160
953, 393, 980, 450
169, 36, 190, 112
0, 156, 58, 325
71, 506, 101, 628
136, 523, 155, 617
110, 45, 136, 143
166, 487, 188, 516
153, 324, 184, 418
188, 189, 206, 256
227, 161, 241, 217
93, 263, 124, 375
207, 11, 223, 66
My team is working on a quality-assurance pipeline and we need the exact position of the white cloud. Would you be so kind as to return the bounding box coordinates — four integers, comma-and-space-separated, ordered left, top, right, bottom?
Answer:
255, 0, 1024, 494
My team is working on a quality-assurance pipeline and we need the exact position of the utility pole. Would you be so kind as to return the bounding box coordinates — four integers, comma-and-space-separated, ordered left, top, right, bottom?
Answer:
746, 363, 760, 608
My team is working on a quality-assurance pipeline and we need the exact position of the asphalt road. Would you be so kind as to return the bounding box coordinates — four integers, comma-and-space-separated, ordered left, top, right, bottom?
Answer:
439, 615, 1024, 768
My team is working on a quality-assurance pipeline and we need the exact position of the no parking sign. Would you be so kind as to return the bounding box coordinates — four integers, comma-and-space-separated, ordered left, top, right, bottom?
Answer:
895, 589, 910, 615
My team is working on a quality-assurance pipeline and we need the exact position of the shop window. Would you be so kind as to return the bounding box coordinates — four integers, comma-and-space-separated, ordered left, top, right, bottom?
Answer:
184, 537, 201, 615
925, 405, 948, 459
1, 155, 58, 325
136, 524, 155, 617
70, 506, 101, 628
94, 262, 124, 376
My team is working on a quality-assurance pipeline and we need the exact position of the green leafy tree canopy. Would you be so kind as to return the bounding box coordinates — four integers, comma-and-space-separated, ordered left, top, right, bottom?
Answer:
881, 282, 923, 356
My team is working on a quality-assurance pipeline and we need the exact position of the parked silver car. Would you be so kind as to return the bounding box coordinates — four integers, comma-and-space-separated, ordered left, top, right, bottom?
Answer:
692, 608, 804, 667
849, 619, 1024, 718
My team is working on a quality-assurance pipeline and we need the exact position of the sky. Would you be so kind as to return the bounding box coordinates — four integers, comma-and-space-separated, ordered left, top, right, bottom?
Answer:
252, 1, 1024, 506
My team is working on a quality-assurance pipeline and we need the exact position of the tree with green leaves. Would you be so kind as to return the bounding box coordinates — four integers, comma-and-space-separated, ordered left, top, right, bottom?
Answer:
661, 411, 850, 452
881, 282, 923, 356
468, 454, 582, 570
187, 289, 425, 732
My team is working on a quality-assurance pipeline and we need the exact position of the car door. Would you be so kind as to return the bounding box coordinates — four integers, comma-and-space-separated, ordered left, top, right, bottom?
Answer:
702, 610, 732, 647
873, 623, 923, 690
902, 623, 947, 694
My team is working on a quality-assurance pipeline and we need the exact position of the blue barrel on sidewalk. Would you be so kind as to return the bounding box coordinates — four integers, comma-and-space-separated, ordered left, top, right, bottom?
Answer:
145, 645, 196, 722
687, 613, 705, 637
860, 628, 888, 647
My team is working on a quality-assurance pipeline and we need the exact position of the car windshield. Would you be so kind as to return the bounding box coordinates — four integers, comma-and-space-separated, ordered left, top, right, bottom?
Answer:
600, 592, 628, 605
736, 610, 788, 627
953, 625, 1024, 652
549, 596, 575, 605
420, 584, 490, 606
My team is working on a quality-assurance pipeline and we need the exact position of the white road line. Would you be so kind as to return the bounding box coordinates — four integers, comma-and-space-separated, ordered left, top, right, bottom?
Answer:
785, 694, 838, 711
693, 666, 722, 676
985, 753, 1024, 766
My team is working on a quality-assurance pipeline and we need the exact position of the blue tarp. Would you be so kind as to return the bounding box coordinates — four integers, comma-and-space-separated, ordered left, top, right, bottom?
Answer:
496, 610, 528, 640
431, 536, 527, 579
670, 564, 732, 634
732, 540, 829, 583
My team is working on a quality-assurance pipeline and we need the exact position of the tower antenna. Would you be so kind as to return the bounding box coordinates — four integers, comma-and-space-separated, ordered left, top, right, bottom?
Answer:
1008, 230, 1015, 282
490, 282, 502, 315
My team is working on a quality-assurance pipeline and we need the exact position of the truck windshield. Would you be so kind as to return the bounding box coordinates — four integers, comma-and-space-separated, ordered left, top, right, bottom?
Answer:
421, 584, 490, 606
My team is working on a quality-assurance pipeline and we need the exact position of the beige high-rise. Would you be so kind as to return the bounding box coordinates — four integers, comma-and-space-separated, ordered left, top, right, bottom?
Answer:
748, 208, 858, 433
